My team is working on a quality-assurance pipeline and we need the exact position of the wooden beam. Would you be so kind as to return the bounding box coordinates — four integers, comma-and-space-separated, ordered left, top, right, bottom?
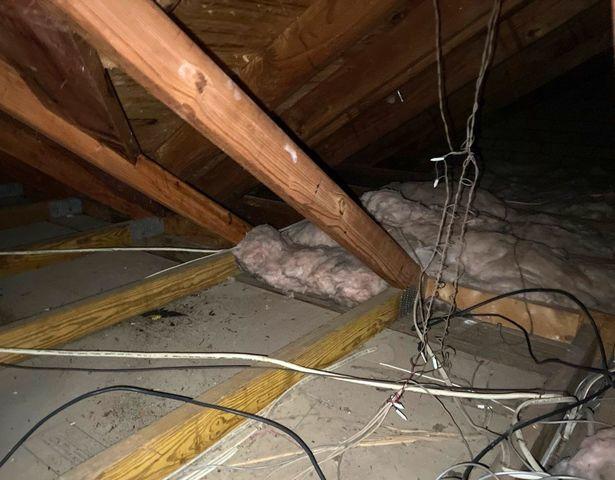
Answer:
0, 59, 251, 245
0, 113, 161, 219
0, 115, 230, 245
436, 281, 615, 349
154, 0, 408, 177
0, 0, 140, 160
0, 218, 165, 277
0, 252, 238, 365
161, 216, 233, 249
0, 197, 81, 230
51, 0, 419, 288
316, 0, 608, 166
60, 288, 401, 480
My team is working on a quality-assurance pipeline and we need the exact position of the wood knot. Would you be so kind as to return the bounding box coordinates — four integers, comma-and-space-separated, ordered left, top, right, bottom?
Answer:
195, 72, 207, 94
337, 197, 346, 216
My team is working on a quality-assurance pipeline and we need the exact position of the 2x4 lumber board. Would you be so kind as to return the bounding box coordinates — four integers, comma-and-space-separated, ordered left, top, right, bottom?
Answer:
436, 282, 615, 348
52, 0, 419, 289
316, 0, 606, 166
0, 218, 164, 278
60, 288, 401, 480
0, 113, 160, 219
0, 252, 239, 365
155, 0, 407, 178
0, 59, 251, 245
0, 0, 140, 160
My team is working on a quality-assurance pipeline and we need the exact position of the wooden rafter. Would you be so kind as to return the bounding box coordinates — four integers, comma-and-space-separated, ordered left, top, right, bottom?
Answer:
52, 0, 419, 288
187, 0, 527, 202
0, 113, 162, 219
0, 58, 251, 244
198, 0, 608, 201
0, 114, 235, 245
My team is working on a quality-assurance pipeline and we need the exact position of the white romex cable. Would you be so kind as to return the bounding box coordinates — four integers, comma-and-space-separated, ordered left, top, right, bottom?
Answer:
0, 347, 564, 401
0, 247, 225, 255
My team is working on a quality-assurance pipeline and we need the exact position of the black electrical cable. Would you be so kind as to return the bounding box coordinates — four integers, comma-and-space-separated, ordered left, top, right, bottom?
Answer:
436, 288, 615, 479
462, 383, 612, 480
458, 313, 609, 375
426, 287, 613, 384
0, 385, 327, 480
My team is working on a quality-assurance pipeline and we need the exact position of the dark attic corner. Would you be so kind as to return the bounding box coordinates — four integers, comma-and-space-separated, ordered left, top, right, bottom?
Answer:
0, 0, 614, 479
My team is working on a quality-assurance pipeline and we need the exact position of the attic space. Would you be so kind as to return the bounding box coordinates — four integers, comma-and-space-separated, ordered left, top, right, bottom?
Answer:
0, 1, 614, 479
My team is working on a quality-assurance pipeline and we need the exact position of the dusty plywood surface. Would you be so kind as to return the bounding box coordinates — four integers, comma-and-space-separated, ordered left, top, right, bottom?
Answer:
0, 280, 337, 479
170, 328, 548, 479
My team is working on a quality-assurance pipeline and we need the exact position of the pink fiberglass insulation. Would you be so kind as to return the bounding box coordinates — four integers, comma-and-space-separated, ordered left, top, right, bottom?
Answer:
552, 427, 615, 480
233, 224, 387, 307
233, 181, 615, 310
362, 182, 615, 312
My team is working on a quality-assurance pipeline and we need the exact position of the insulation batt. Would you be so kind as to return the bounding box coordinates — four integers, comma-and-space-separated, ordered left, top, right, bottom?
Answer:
233, 182, 615, 311
233, 224, 387, 307
552, 427, 615, 480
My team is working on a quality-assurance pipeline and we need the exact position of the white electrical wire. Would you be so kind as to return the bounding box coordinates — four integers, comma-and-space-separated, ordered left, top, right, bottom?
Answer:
0, 246, 225, 255
169, 347, 379, 480
540, 364, 614, 467
435, 461, 498, 480
537, 419, 613, 428
512, 396, 578, 473
0, 347, 564, 400
475, 471, 589, 480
